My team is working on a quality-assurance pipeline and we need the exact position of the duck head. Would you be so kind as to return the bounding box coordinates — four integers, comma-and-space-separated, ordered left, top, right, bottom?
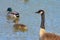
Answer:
11, 12, 19, 18
7, 7, 12, 12
7, 12, 20, 23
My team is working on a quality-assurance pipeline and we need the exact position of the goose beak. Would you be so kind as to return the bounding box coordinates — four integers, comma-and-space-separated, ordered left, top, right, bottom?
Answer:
35, 11, 40, 13
35, 10, 44, 14
35, 11, 44, 15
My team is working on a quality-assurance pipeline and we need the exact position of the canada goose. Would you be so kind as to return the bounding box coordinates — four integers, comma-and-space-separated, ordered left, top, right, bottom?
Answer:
13, 18, 28, 32
7, 7, 19, 22
35, 10, 60, 40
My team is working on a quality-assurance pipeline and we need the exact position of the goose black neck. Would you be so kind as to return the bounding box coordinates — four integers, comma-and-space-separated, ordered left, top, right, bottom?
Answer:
40, 13, 45, 29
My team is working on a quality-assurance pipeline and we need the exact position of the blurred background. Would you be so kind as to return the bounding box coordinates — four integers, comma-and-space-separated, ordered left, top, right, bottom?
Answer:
0, 0, 60, 40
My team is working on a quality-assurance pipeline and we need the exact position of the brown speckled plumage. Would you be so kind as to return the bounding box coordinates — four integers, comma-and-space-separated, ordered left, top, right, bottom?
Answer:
13, 24, 28, 32
13, 16, 28, 32
40, 33, 60, 40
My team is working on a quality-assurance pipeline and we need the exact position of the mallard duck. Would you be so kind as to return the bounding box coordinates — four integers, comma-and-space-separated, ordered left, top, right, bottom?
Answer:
6, 7, 19, 22
35, 10, 60, 40
6, 7, 28, 32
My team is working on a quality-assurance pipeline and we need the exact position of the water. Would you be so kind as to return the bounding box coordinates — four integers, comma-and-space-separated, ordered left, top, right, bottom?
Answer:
0, 0, 60, 40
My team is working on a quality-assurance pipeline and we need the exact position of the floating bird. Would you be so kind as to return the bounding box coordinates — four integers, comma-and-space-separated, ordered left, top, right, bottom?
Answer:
6, 7, 28, 32
35, 10, 60, 40
6, 7, 19, 22
13, 17, 28, 32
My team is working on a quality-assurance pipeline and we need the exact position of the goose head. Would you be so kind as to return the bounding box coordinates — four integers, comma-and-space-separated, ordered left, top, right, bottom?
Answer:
35, 10, 44, 15
35, 10, 45, 37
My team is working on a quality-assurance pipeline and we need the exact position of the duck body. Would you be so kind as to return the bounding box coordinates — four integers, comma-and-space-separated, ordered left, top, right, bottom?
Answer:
13, 24, 28, 32
13, 16, 28, 32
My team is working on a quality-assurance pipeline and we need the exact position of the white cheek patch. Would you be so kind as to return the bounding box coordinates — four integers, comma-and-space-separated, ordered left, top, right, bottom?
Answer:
40, 11, 43, 14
